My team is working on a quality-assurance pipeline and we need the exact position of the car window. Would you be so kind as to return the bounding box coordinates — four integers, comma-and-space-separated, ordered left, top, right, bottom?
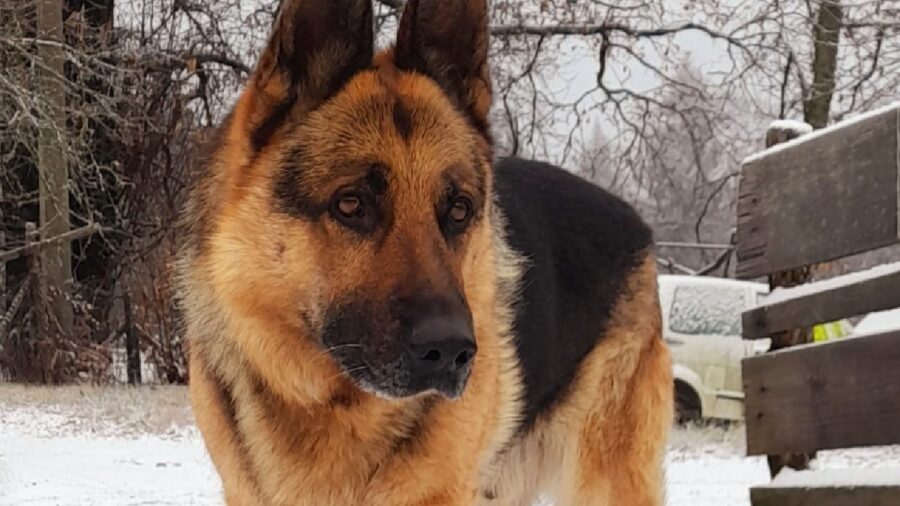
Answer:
669, 285, 747, 336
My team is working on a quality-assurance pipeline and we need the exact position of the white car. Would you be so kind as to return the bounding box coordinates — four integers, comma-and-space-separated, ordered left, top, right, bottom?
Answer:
661, 275, 853, 422
659, 275, 770, 422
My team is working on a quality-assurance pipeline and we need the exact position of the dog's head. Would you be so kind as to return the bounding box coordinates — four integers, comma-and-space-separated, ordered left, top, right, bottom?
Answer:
198, 0, 495, 401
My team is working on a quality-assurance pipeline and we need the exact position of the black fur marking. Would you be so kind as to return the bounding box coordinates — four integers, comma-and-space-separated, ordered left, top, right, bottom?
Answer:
273, 146, 326, 219
328, 386, 360, 409
445, 160, 486, 203
389, 396, 438, 455
251, 91, 296, 153
367, 164, 389, 196
393, 100, 414, 140
493, 157, 653, 431
205, 360, 264, 497
275, 159, 390, 226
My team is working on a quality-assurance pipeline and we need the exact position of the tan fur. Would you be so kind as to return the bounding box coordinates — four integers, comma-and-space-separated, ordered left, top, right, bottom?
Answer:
179, 1, 671, 504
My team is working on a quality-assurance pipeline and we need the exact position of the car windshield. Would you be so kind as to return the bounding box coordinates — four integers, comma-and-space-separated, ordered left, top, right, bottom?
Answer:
669, 284, 747, 336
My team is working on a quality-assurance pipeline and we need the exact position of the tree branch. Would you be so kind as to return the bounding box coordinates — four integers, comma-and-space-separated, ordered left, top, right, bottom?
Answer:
185, 52, 251, 75
491, 22, 748, 50
0, 223, 102, 263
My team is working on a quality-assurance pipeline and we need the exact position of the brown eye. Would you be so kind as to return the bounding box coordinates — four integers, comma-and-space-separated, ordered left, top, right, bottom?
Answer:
449, 199, 471, 223
443, 196, 474, 238
337, 195, 362, 217
330, 190, 377, 234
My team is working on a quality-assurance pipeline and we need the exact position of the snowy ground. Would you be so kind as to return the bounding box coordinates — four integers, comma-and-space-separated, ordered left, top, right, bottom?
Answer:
1, 386, 898, 505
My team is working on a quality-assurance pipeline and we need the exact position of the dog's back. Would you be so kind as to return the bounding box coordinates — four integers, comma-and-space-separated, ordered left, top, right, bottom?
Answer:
494, 157, 654, 429
482, 159, 670, 503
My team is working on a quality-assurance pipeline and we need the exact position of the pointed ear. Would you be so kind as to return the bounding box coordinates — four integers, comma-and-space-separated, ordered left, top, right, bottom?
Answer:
244, 0, 374, 151
394, 0, 492, 139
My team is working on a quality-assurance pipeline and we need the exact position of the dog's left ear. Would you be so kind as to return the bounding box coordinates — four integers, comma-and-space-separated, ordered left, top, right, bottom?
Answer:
394, 0, 492, 139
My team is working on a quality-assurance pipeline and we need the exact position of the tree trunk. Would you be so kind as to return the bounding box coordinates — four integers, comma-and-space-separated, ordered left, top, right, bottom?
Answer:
804, 0, 843, 129
36, 0, 73, 344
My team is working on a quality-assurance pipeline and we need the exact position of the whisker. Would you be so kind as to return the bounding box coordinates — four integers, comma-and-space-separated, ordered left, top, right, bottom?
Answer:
314, 343, 364, 361
323, 344, 364, 353
327, 365, 369, 383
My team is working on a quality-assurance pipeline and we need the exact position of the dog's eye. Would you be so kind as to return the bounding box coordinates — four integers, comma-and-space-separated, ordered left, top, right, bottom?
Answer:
449, 199, 471, 224
330, 190, 376, 233
337, 195, 362, 218
443, 196, 473, 237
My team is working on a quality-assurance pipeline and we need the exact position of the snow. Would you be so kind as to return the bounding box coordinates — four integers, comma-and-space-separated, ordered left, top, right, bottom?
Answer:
1, 434, 221, 505
743, 101, 900, 164
759, 261, 900, 307
854, 307, 900, 335
768, 119, 813, 136
1, 386, 898, 505
0, 387, 219, 506
668, 283, 747, 336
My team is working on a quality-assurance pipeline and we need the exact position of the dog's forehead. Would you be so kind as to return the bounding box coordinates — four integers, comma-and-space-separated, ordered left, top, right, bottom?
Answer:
295, 70, 481, 180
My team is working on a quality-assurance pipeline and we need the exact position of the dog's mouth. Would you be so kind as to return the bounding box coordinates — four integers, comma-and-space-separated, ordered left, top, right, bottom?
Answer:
328, 348, 472, 400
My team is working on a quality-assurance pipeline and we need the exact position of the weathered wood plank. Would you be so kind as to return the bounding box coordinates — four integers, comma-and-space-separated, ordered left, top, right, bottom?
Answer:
736, 102, 900, 279
743, 265, 900, 339
758, 119, 817, 477
758, 119, 817, 478
743, 330, 900, 456
752, 487, 900, 506
751, 469, 900, 506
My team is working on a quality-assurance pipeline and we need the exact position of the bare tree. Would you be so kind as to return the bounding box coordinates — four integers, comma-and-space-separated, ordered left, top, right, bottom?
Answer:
2, 0, 897, 382
1, 0, 252, 381
36, 0, 75, 362
474, 0, 899, 273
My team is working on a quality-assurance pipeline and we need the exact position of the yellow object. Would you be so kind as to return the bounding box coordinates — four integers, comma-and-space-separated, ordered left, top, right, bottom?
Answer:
813, 320, 853, 342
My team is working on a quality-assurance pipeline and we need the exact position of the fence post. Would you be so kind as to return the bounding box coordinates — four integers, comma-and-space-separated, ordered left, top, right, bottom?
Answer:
763, 121, 816, 477
1, 231, 6, 336
124, 291, 141, 385
25, 223, 52, 382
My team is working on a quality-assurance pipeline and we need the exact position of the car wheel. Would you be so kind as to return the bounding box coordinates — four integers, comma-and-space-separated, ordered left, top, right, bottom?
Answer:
675, 381, 701, 424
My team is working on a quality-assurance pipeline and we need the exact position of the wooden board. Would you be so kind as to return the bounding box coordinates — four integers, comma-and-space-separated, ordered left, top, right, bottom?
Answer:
743, 330, 900, 456
736, 103, 900, 279
752, 488, 900, 506
742, 266, 900, 339
751, 469, 900, 506
752, 469, 900, 506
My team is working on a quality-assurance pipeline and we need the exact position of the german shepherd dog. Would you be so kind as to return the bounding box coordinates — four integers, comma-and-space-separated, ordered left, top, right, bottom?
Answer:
177, 0, 672, 504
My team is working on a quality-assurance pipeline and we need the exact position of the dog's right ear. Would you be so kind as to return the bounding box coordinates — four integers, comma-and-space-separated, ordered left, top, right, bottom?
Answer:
237, 0, 374, 152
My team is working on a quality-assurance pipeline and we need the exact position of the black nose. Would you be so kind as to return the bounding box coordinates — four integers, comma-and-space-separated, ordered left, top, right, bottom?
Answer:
407, 317, 476, 379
